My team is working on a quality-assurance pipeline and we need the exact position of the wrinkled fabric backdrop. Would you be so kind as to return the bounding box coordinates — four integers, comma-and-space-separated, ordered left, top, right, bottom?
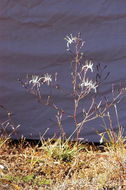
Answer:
0, 0, 126, 142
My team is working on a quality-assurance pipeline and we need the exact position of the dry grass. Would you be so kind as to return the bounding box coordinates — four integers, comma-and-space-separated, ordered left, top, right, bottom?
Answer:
0, 137, 126, 190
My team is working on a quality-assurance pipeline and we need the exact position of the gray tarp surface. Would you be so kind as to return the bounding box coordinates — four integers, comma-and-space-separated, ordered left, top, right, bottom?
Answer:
0, 0, 126, 142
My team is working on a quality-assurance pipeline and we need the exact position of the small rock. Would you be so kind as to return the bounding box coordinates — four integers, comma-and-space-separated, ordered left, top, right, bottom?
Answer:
0, 164, 8, 171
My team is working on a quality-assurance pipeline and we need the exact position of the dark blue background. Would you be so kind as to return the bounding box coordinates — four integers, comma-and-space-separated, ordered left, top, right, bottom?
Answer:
0, 0, 126, 142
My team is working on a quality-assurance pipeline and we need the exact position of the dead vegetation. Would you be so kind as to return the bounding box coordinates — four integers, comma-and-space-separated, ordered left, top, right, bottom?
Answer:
0, 137, 126, 190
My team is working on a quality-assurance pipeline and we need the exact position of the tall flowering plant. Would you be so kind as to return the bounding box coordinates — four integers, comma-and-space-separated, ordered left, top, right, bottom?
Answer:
19, 33, 126, 141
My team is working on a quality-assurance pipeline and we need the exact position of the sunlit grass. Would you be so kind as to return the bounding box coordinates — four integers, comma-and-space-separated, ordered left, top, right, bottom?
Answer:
0, 136, 126, 190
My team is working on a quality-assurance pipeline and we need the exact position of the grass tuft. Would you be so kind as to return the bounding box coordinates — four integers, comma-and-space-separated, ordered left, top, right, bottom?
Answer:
0, 137, 126, 189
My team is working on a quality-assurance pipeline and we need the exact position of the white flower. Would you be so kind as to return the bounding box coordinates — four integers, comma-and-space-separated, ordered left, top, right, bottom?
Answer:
82, 60, 93, 72
29, 75, 42, 89
29, 73, 52, 89
80, 78, 97, 93
64, 34, 77, 50
42, 73, 52, 86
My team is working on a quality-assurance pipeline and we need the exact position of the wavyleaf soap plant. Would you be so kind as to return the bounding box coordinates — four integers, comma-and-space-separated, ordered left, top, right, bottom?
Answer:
19, 33, 126, 141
